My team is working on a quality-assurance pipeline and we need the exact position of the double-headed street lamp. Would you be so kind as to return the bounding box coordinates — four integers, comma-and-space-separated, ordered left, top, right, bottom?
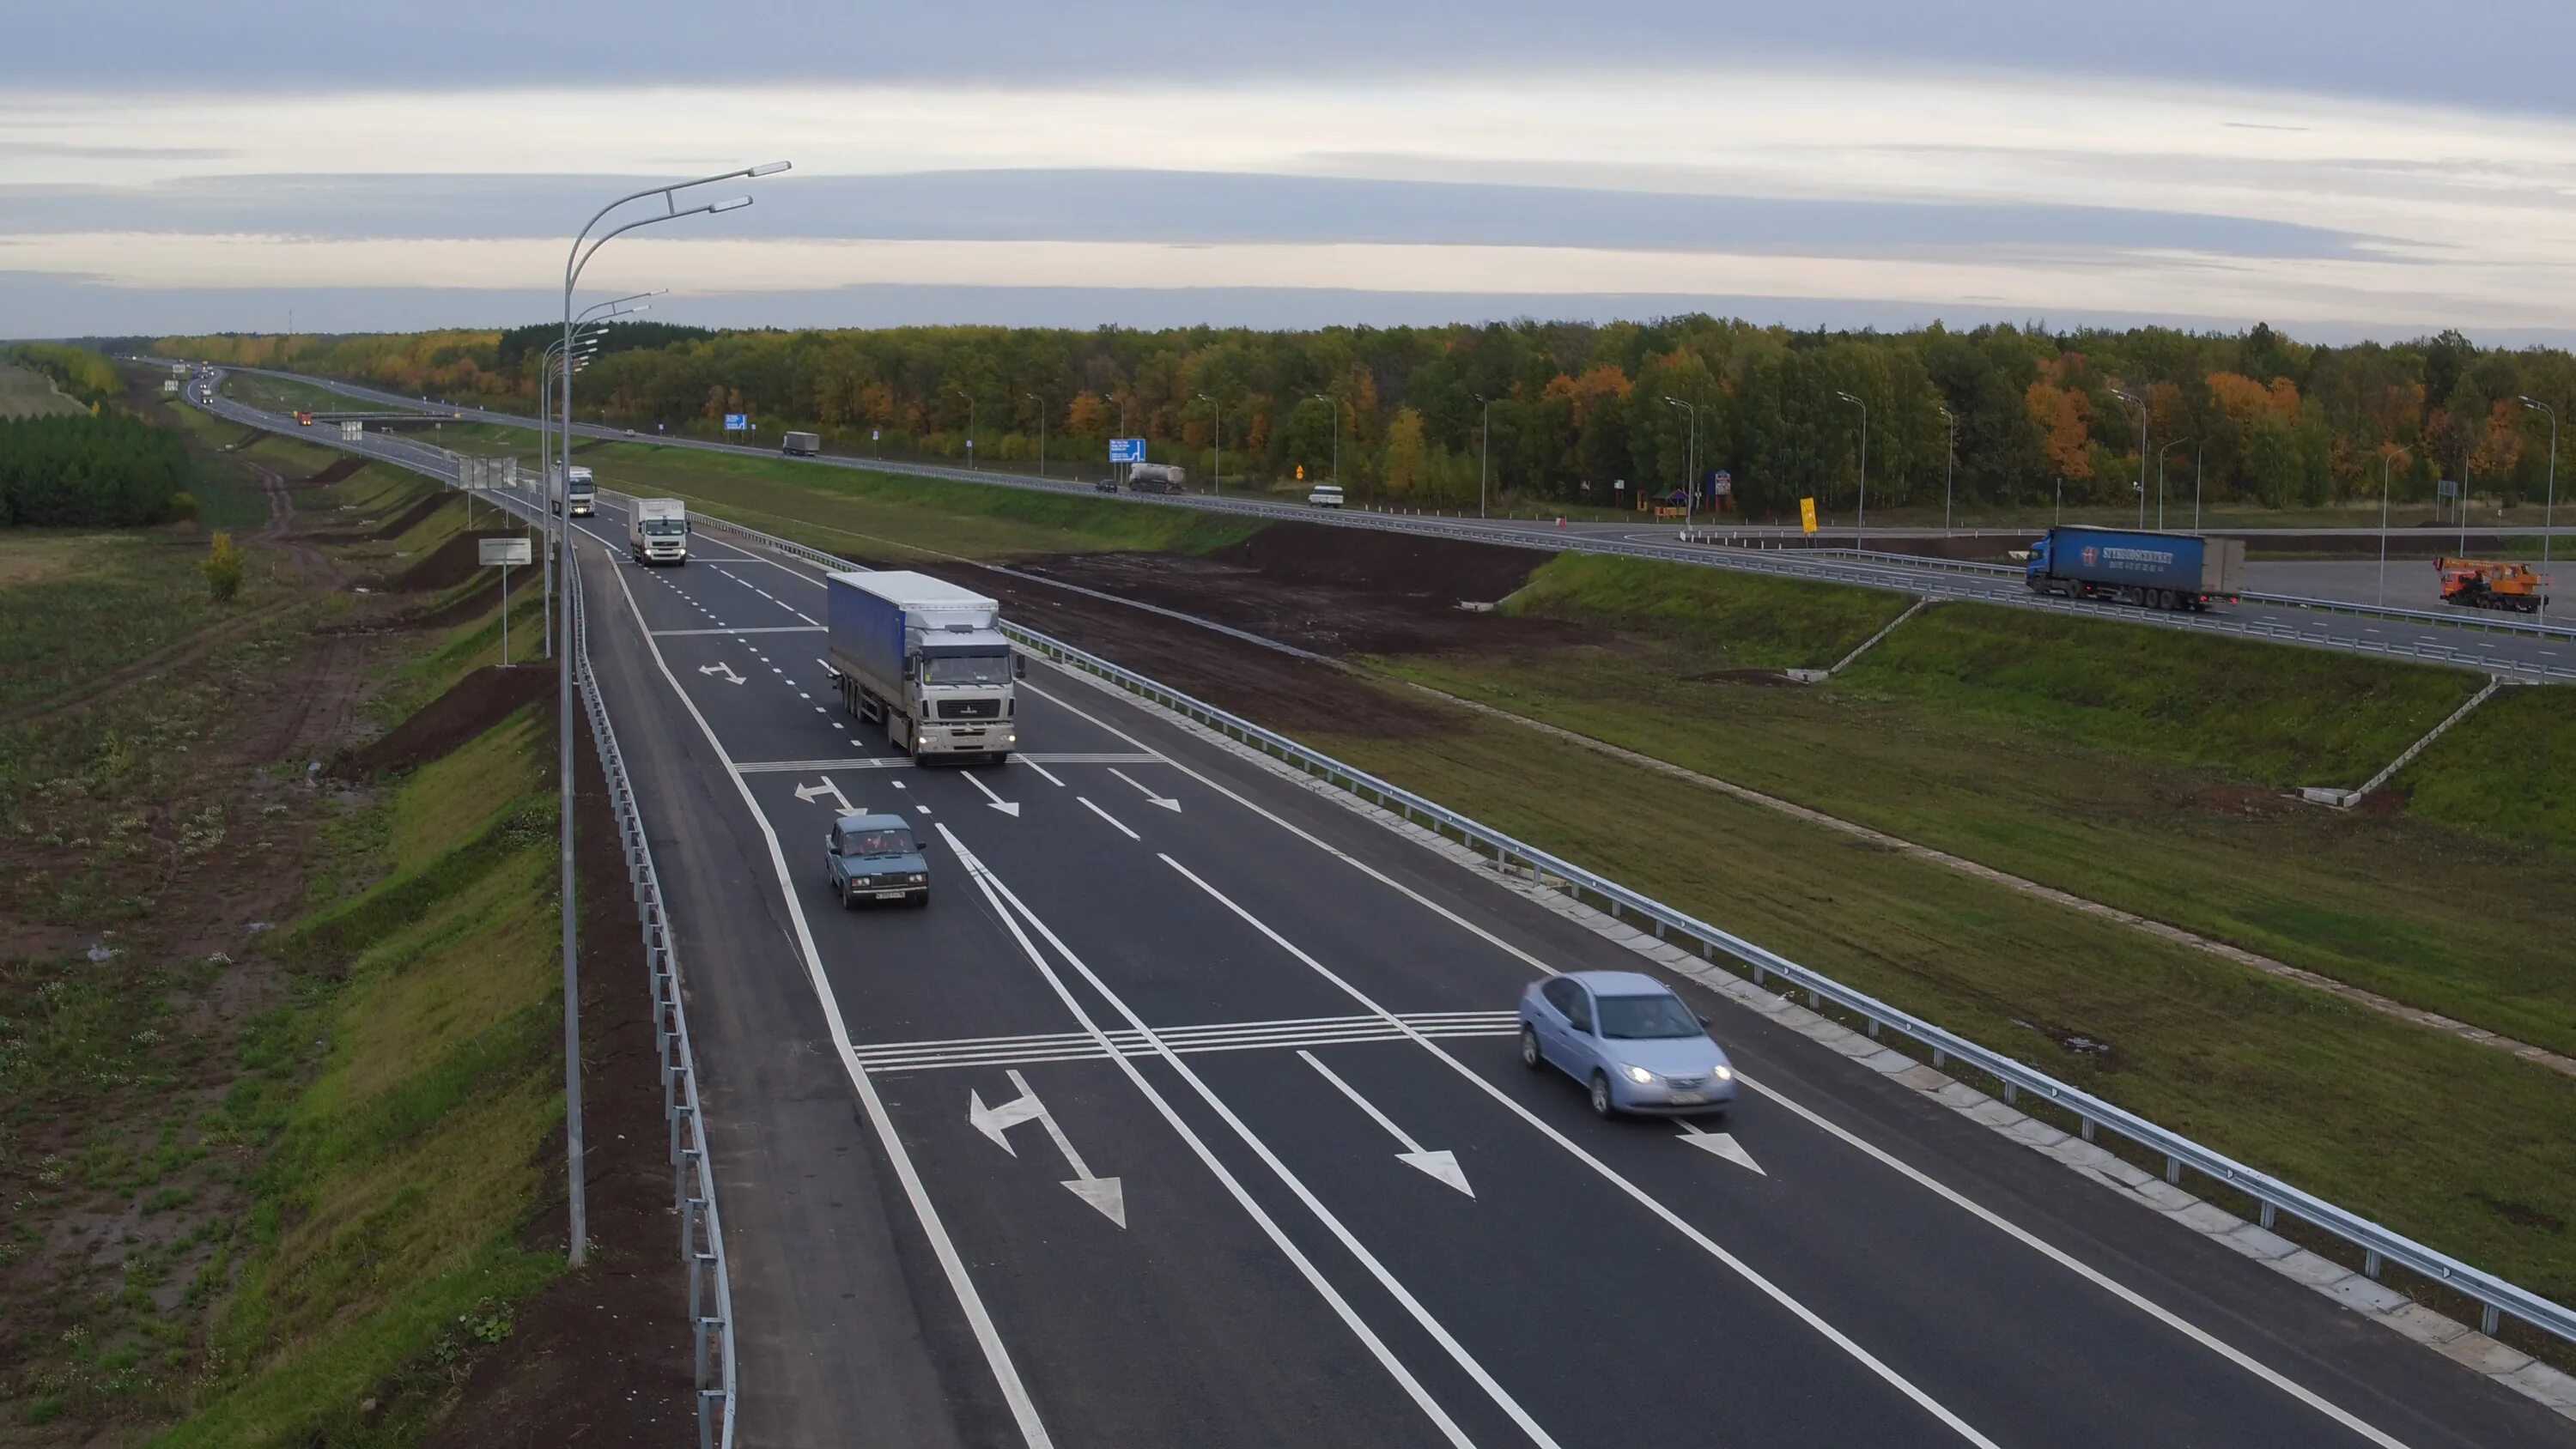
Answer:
951, 385, 976, 469
556, 161, 786, 1267
1475, 393, 1492, 519
1935, 403, 1956, 536
1311, 392, 1338, 490
2378, 444, 2413, 608
1833, 390, 1868, 540
1662, 396, 1698, 532
538, 292, 656, 652
1025, 391, 1047, 478
2521, 396, 2558, 622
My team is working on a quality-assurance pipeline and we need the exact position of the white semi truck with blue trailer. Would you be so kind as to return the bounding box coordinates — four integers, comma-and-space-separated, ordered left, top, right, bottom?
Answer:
824, 570, 1023, 763
2024, 526, 2245, 612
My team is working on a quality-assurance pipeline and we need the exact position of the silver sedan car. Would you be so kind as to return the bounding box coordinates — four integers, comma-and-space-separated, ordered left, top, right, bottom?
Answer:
1518, 971, 1735, 1119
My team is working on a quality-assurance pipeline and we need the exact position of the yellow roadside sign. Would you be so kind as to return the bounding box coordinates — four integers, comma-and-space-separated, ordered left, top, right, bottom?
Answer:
1799, 496, 1818, 534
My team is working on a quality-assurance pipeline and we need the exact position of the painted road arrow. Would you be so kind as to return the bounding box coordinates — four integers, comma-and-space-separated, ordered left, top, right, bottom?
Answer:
969, 1069, 1127, 1228
1108, 767, 1182, 812
1298, 1049, 1473, 1197
697, 662, 745, 685
961, 771, 1021, 816
794, 776, 855, 814
1676, 1119, 1765, 1175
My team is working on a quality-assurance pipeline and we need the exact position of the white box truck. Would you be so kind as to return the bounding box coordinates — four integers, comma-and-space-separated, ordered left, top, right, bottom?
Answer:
550, 464, 597, 517
824, 570, 1023, 763
781, 430, 822, 457
628, 498, 689, 565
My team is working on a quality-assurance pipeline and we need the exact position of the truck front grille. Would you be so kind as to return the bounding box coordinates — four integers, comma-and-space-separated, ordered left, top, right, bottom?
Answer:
940, 699, 1002, 720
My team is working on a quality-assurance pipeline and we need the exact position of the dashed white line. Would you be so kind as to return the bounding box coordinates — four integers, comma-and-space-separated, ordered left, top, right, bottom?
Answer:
1078, 797, 1140, 840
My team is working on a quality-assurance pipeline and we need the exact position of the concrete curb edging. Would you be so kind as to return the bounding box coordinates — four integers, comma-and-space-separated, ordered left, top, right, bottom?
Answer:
1042, 658, 2576, 1425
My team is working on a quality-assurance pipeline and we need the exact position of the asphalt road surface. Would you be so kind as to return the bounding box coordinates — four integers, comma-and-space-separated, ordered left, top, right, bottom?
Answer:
184, 373, 2573, 1446
222, 367, 2576, 682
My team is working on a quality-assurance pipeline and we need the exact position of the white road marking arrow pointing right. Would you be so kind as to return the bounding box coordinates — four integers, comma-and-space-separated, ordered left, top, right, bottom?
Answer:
1109, 767, 1182, 812
1677, 1119, 1765, 1175
1298, 1049, 1473, 1197
969, 1070, 1127, 1227
962, 770, 1021, 816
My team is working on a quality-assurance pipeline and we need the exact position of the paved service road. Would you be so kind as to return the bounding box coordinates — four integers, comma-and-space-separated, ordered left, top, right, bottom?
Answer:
556, 492, 2562, 1448
185, 375, 2571, 1446
222, 367, 2576, 681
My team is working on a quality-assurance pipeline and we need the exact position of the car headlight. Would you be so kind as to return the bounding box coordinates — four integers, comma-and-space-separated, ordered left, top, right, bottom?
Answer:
908, 874, 926, 884
1622, 1064, 1657, 1085
1712, 1064, 1733, 1082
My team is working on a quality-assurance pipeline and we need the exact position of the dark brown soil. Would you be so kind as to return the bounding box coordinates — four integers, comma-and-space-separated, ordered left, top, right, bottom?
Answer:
416, 709, 688, 1447
402, 574, 507, 631
368, 490, 449, 540
303, 455, 368, 488
394, 529, 537, 591
337, 664, 555, 776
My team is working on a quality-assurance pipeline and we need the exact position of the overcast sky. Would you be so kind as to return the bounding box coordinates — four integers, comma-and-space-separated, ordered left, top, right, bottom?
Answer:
6, 2, 2572, 342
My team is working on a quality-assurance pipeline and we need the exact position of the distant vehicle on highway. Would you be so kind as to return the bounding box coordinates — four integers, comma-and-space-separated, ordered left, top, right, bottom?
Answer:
1127, 462, 1188, 494
1307, 483, 1344, 508
2438, 556, 2549, 613
550, 463, 596, 517
781, 430, 822, 457
1519, 971, 1735, 1119
824, 812, 929, 907
1092, 477, 1119, 494
2024, 525, 2244, 611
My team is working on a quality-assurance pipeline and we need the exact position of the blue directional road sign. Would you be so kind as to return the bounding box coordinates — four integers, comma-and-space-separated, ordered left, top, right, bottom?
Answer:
1109, 437, 1146, 464
724, 413, 749, 433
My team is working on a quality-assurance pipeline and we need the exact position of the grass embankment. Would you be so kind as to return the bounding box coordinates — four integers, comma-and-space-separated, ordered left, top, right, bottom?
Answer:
0, 532, 291, 718
1296, 683, 2576, 1306
1394, 555, 2576, 1058
423, 420, 1264, 561
0, 364, 88, 420
218, 373, 408, 418
151, 707, 565, 1446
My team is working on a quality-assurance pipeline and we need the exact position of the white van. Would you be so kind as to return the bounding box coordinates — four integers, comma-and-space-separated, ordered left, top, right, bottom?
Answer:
1307, 484, 1345, 508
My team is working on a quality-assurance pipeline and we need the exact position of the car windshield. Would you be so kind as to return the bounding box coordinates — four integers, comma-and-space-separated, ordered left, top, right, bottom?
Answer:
925, 652, 1010, 685
1595, 993, 1702, 1040
841, 828, 916, 858
642, 518, 684, 536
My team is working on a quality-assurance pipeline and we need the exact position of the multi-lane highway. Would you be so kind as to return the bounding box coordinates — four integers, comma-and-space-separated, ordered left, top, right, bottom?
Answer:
216, 367, 2576, 682
186, 375, 2572, 1446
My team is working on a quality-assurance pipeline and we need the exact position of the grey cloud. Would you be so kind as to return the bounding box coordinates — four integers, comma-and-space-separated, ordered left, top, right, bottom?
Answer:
0, 143, 238, 160
0, 167, 2375, 261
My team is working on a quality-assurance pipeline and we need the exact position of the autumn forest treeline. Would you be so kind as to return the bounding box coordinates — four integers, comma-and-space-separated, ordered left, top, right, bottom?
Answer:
158, 318, 2573, 518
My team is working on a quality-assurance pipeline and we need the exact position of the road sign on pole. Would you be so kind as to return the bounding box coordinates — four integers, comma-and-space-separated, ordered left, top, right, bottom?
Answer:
723, 413, 749, 433
1109, 437, 1147, 464
1800, 497, 1819, 535
479, 537, 533, 665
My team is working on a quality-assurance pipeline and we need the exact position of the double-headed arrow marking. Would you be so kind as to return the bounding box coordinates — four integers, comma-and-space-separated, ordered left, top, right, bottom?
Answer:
969, 1070, 1127, 1227
1298, 1050, 1473, 1197
698, 662, 745, 685
793, 776, 855, 814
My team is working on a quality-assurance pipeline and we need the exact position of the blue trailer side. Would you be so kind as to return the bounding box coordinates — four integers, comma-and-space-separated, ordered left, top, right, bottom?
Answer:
2025, 527, 2243, 611
825, 573, 908, 697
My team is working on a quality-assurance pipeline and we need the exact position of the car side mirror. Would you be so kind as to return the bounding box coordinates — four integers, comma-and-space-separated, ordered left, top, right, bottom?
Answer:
1698, 1014, 1711, 1029
902, 658, 915, 682
1013, 652, 1027, 680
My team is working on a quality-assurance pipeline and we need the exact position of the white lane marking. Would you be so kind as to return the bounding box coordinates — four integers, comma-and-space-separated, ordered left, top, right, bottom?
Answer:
935, 825, 1516, 1449
1298, 1050, 1475, 1197
793, 777, 854, 812
854, 1013, 1523, 1070
916, 804, 933, 817
1675, 1119, 1766, 1175
962, 771, 1023, 816
600, 560, 1056, 1447
697, 662, 745, 685
1077, 797, 1139, 840
651, 625, 824, 636
1017, 757, 1066, 788
1160, 852, 2001, 1448
969, 1071, 1127, 1228
1018, 681, 1558, 977
1741, 1077, 2409, 1448
1108, 766, 1182, 812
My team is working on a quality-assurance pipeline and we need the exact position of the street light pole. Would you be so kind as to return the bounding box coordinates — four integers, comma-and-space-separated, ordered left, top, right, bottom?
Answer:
2111, 387, 2148, 529
556, 161, 784, 1268
1663, 396, 1698, 532
1475, 393, 1492, 519
1935, 403, 1955, 537
1833, 390, 1868, 542
951, 386, 975, 470
1197, 392, 1220, 495
1025, 391, 1046, 478
1312, 392, 1338, 490
2157, 437, 2192, 532
2378, 444, 2412, 607
2522, 397, 2557, 622
2192, 439, 2206, 533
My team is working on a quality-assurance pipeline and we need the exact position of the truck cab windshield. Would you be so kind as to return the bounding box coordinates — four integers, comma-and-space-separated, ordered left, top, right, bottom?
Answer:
924, 652, 1011, 685
841, 828, 916, 858
642, 518, 684, 536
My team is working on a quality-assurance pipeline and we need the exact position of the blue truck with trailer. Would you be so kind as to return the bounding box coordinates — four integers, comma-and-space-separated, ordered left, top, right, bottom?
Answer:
2024, 526, 2245, 612
823, 570, 1023, 763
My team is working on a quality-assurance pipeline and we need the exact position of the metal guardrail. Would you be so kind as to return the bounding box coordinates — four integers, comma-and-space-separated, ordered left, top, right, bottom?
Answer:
204, 379, 2576, 1350
234, 367, 2576, 677
683, 506, 2576, 1353
188, 384, 748, 1445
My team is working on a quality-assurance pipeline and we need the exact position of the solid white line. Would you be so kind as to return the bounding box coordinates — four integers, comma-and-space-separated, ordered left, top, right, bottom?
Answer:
1077, 797, 1140, 840
1159, 852, 2002, 1448
1005, 1068, 1096, 1181
934, 825, 1485, 1449
1018, 680, 1560, 977
1017, 757, 1066, 788
1299, 1050, 1426, 1153
1741, 1076, 2414, 1449
601, 555, 1057, 1448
